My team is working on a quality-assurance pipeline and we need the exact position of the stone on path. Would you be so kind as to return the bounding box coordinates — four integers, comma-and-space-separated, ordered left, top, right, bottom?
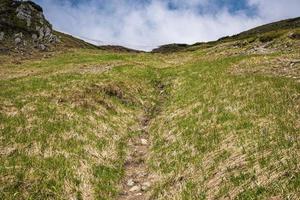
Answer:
127, 179, 135, 187
141, 138, 148, 145
141, 182, 151, 191
129, 185, 141, 192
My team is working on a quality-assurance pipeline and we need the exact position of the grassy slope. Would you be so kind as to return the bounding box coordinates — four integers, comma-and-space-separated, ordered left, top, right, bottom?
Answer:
149, 55, 300, 199
153, 17, 300, 53
0, 29, 300, 199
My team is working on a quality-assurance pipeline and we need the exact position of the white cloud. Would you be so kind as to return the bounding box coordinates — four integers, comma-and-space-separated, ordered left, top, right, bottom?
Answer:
34, 0, 300, 51
248, 0, 300, 21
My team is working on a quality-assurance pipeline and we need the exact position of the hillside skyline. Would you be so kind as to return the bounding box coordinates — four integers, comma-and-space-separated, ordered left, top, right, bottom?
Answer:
34, 0, 300, 50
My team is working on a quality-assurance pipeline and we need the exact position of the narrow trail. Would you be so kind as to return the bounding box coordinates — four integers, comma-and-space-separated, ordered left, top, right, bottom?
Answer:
118, 115, 154, 200
118, 81, 167, 200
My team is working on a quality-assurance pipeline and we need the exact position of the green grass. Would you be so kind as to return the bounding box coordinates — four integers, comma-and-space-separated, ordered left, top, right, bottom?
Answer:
148, 52, 300, 199
0, 31, 299, 200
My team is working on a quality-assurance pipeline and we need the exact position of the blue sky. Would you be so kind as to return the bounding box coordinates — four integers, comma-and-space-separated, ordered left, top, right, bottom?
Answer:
34, 0, 300, 50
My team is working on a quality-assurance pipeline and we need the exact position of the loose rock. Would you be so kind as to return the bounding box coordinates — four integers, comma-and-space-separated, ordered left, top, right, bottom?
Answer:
14, 32, 23, 38
141, 139, 148, 145
15, 38, 22, 45
49, 34, 60, 43
32, 34, 38, 40
127, 179, 135, 187
129, 185, 141, 192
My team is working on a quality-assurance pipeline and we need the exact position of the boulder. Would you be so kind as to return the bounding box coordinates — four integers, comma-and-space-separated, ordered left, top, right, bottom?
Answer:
49, 34, 60, 43
16, 3, 32, 27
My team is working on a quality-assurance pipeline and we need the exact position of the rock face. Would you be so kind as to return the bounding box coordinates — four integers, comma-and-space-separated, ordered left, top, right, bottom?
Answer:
0, 0, 60, 51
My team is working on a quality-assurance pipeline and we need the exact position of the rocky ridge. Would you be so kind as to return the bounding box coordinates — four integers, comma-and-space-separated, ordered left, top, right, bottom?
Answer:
0, 0, 60, 52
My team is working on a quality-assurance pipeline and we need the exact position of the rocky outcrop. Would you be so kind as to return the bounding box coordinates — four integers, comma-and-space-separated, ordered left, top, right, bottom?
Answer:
289, 32, 300, 40
0, 0, 60, 51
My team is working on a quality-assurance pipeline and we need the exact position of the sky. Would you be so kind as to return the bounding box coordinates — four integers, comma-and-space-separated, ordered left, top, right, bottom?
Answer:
34, 0, 300, 51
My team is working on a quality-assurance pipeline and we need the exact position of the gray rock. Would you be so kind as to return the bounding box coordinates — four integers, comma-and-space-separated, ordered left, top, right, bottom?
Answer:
54, 35, 60, 43
129, 185, 141, 192
45, 27, 51, 37
37, 13, 45, 25
16, 4, 32, 27
39, 44, 46, 51
127, 179, 135, 187
39, 27, 45, 40
32, 34, 38, 40
14, 32, 23, 38
15, 37, 22, 45
26, 18, 31, 27
0, 32, 4, 40
49, 34, 60, 43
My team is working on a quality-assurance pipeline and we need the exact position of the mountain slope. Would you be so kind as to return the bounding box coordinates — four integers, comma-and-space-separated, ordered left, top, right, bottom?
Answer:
153, 17, 300, 53
228, 17, 300, 40
0, 2, 300, 200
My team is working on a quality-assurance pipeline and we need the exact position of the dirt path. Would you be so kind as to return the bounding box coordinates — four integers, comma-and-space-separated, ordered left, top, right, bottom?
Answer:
118, 81, 167, 200
118, 115, 154, 200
